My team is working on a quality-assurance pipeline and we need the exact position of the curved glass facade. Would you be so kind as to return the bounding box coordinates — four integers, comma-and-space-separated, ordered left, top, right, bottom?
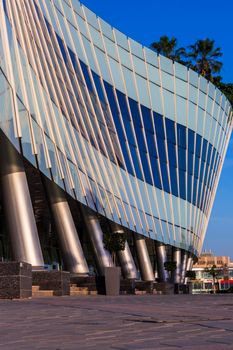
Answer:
0, 0, 232, 262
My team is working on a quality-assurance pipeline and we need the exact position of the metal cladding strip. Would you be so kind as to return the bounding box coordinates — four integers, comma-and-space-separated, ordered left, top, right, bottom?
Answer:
0, 0, 232, 258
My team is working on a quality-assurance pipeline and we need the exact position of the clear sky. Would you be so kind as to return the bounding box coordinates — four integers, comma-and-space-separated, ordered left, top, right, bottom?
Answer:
81, 0, 233, 258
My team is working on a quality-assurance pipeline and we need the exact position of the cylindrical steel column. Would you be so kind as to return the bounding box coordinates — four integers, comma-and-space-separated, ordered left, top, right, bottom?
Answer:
172, 247, 182, 284
45, 180, 89, 275
82, 210, 113, 276
155, 243, 169, 282
0, 134, 44, 267
185, 255, 193, 284
135, 234, 154, 281
110, 223, 138, 279
181, 250, 189, 284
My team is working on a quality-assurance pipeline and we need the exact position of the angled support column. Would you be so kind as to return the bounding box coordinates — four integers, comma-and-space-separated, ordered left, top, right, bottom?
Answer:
181, 250, 189, 284
172, 247, 182, 284
45, 180, 89, 275
110, 223, 138, 279
155, 243, 169, 282
82, 209, 113, 276
135, 234, 154, 281
0, 133, 44, 267
184, 255, 194, 284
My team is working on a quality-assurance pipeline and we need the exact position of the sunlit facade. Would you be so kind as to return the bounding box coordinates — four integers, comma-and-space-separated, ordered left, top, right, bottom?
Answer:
0, 0, 232, 282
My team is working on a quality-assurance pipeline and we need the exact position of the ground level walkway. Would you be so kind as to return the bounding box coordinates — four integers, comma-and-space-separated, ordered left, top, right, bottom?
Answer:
1, 294, 233, 349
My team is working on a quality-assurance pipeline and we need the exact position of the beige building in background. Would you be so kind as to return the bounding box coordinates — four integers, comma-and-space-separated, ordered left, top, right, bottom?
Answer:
192, 251, 233, 293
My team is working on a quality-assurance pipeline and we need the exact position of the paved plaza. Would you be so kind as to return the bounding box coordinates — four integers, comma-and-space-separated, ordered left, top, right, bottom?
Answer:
1, 294, 233, 349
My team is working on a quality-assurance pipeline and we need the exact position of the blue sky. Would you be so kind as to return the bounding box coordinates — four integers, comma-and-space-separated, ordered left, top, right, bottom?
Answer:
81, 0, 233, 258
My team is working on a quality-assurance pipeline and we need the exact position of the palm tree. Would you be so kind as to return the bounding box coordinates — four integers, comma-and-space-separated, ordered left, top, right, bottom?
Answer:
188, 39, 223, 82
150, 36, 187, 64
205, 264, 220, 293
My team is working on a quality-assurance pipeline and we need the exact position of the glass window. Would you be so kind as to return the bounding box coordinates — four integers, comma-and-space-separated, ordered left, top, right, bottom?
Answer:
160, 161, 170, 193
154, 113, 165, 139
150, 156, 162, 189
129, 98, 142, 127
157, 137, 167, 163
116, 90, 130, 120
141, 105, 153, 131
166, 118, 176, 144
177, 124, 186, 149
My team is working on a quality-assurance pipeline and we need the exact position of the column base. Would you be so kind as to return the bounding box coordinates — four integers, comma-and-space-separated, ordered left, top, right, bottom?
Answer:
0, 262, 32, 299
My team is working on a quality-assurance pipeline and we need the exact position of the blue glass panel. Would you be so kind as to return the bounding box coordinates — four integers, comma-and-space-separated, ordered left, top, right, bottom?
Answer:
195, 134, 202, 158
177, 124, 186, 149
160, 162, 170, 193
134, 125, 146, 152
157, 137, 167, 163
124, 119, 135, 146
154, 113, 165, 139
116, 90, 131, 120
92, 71, 106, 102
188, 151, 194, 175
178, 147, 186, 171
202, 139, 207, 161
179, 169, 186, 199
79, 61, 93, 93
104, 81, 119, 120
146, 132, 157, 157
129, 145, 143, 180
141, 105, 153, 132
169, 165, 178, 197
206, 144, 212, 165
199, 160, 205, 181
140, 150, 152, 184
166, 118, 176, 144
167, 142, 176, 167
129, 98, 142, 127
188, 129, 195, 153
122, 143, 134, 175
194, 156, 200, 178
150, 156, 162, 189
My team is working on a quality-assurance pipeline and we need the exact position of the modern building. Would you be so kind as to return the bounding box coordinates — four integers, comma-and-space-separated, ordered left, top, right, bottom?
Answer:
192, 251, 233, 293
0, 0, 232, 283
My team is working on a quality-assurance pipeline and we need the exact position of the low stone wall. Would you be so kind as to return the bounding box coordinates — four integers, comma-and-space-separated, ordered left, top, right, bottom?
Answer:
32, 270, 70, 296
0, 262, 32, 299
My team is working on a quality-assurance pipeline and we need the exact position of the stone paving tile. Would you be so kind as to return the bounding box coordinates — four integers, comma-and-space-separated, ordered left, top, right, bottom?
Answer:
1, 295, 233, 349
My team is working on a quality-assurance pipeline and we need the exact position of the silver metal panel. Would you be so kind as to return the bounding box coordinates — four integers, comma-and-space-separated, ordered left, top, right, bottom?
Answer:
184, 255, 193, 284
135, 235, 154, 281
0, 134, 44, 267
155, 243, 169, 282
83, 211, 113, 275
172, 248, 181, 284
111, 223, 138, 279
181, 250, 189, 284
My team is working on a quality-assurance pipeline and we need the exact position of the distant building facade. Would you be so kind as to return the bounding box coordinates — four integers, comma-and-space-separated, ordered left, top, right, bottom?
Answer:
192, 251, 233, 293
